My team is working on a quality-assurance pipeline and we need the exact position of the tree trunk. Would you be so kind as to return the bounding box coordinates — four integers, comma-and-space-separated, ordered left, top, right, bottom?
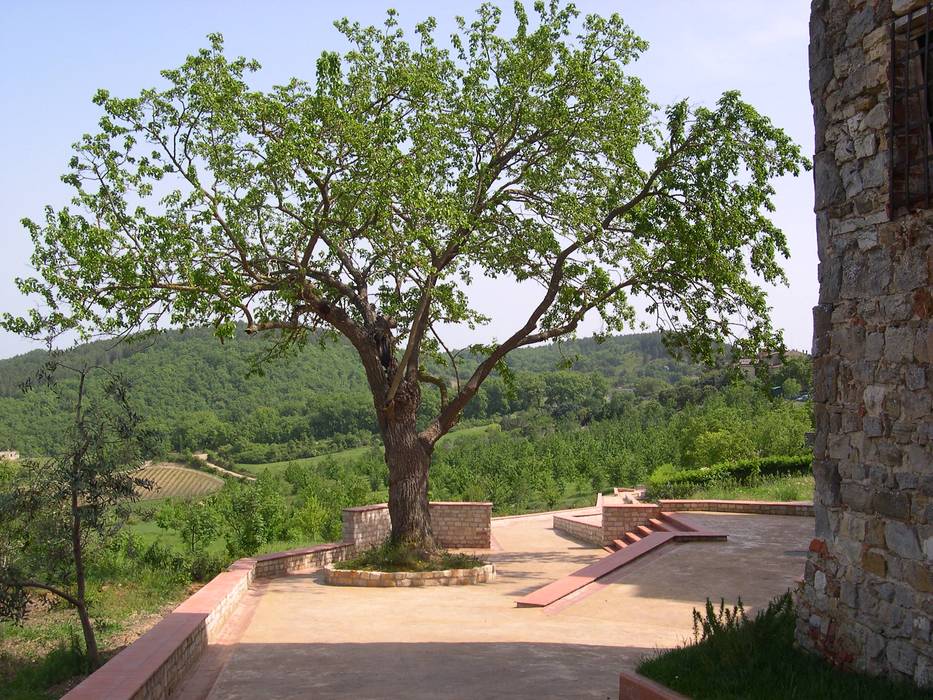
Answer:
381, 382, 436, 552
76, 603, 100, 669
72, 485, 100, 668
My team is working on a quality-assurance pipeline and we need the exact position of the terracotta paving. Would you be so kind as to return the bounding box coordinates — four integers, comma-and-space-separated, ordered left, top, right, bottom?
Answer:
173, 511, 813, 700
515, 513, 728, 608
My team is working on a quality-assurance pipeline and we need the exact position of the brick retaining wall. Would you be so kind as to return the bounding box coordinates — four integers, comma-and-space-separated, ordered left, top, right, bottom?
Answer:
659, 500, 814, 517
602, 504, 661, 543
430, 502, 492, 548
553, 513, 604, 545
342, 501, 493, 549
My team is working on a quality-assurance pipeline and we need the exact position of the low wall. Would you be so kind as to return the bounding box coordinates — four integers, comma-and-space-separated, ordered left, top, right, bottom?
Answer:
342, 501, 493, 549
659, 500, 814, 517
555, 504, 661, 546
64, 500, 491, 700
62, 541, 355, 700
553, 513, 604, 546
429, 502, 492, 548
324, 562, 496, 587
602, 504, 661, 543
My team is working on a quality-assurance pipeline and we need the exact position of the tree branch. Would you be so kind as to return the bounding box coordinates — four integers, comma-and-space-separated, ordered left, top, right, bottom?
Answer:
13, 580, 82, 609
417, 369, 448, 407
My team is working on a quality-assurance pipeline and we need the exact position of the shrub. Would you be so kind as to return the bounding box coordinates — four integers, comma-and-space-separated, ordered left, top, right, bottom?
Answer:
646, 454, 811, 499
638, 593, 932, 699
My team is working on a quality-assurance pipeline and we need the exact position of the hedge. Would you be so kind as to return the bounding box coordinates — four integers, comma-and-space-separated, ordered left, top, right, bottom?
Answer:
646, 454, 812, 498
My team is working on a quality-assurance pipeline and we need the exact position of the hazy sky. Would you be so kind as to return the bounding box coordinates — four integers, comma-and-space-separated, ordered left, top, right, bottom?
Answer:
0, 1, 814, 360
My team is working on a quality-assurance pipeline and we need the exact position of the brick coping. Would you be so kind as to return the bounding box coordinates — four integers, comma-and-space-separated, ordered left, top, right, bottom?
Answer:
659, 499, 814, 516
343, 500, 492, 512
253, 541, 347, 562
618, 670, 690, 699
660, 499, 812, 507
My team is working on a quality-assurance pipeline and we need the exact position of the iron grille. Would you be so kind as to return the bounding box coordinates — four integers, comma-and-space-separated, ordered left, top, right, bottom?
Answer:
890, 3, 933, 214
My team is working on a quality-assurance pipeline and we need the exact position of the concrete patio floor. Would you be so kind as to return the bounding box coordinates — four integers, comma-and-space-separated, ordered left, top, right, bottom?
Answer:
173, 511, 813, 700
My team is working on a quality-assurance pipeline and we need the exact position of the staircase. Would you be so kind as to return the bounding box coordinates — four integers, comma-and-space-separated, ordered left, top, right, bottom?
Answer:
602, 513, 700, 552
517, 512, 726, 608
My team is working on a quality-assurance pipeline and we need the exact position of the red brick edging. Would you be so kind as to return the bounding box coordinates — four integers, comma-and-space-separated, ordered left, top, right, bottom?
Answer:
618, 671, 690, 699
62, 542, 353, 700
658, 499, 813, 517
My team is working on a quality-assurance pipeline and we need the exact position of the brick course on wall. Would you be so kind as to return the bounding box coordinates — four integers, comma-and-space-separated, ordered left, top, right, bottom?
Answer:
342, 501, 492, 549
552, 513, 604, 545
660, 500, 815, 517
602, 504, 661, 544
802, 0, 932, 687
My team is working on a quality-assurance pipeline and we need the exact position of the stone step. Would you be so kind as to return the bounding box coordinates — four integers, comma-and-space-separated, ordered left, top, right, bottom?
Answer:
658, 512, 697, 532
623, 531, 642, 544
647, 518, 670, 532
635, 525, 654, 538
612, 539, 628, 550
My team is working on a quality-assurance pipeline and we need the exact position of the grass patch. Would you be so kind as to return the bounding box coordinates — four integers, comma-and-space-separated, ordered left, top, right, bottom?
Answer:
638, 592, 933, 700
0, 632, 90, 700
0, 574, 191, 700
687, 474, 815, 502
334, 540, 486, 573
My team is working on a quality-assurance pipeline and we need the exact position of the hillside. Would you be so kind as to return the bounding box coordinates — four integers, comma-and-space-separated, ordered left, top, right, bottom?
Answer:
0, 328, 757, 459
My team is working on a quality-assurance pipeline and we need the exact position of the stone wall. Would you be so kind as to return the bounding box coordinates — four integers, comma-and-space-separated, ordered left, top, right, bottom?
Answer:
429, 502, 493, 548
342, 504, 392, 548
801, 0, 932, 687
602, 504, 661, 544
341, 502, 493, 549
552, 513, 605, 545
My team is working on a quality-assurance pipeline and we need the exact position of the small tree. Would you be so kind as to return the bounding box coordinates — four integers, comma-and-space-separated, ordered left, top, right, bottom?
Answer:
781, 377, 802, 399
214, 476, 286, 557
156, 498, 221, 558
0, 362, 151, 668
3, 2, 808, 551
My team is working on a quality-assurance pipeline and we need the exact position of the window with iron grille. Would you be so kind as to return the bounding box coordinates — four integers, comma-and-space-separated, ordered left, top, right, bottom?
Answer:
890, 3, 933, 214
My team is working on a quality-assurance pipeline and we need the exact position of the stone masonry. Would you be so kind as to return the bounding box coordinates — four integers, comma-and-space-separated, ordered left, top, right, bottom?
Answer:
800, 0, 932, 686
601, 504, 662, 544
341, 502, 492, 549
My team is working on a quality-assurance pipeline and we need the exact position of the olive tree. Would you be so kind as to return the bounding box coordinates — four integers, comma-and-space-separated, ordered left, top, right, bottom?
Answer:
4, 2, 808, 550
0, 362, 150, 668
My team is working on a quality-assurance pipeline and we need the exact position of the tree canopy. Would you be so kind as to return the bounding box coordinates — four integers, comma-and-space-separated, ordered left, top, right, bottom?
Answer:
6, 2, 806, 434
3, 1, 809, 546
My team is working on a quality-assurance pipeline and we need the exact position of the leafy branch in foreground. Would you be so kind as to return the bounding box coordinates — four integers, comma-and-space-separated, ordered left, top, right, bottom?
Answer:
3, 1, 808, 549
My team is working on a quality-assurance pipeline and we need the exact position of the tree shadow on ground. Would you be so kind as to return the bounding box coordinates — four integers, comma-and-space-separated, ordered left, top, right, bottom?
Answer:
202, 640, 654, 700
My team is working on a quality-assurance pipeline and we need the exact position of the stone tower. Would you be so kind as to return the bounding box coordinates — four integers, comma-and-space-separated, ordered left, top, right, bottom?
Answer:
799, 0, 932, 687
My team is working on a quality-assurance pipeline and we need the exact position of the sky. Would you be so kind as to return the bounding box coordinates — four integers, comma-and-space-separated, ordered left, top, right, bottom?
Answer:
0, 0, 814, 360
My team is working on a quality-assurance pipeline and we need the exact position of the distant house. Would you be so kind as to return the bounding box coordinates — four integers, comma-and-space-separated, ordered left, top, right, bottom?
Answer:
0, 450, 19, 461
737, 350, 808, 380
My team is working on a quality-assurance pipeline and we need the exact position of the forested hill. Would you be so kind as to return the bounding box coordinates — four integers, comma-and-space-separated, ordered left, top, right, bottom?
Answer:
0, 329, 779, 460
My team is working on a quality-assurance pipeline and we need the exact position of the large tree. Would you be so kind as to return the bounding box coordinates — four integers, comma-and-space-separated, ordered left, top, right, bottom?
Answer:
4, 2, 807, 550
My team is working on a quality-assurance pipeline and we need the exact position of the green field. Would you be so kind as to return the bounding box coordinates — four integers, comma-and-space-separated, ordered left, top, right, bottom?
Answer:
133, 464, 225, 501
238, 423, 501, 477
